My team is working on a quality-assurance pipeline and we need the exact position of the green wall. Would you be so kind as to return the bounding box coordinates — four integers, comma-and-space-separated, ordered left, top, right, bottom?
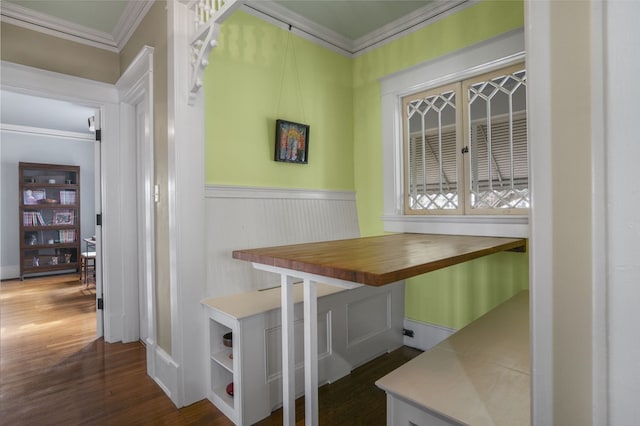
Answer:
205, 1, 528, 330
353, 0, 525, 235
352, 0, 527, 328
205, 11, 354, 190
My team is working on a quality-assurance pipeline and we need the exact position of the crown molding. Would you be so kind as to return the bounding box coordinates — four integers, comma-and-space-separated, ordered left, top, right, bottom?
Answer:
1, 0, 474, 56
351, 0, 474, 56
244, 0, 475, 58
244, 1, 353, 56
0, 0, 154, 53
113, 0, 155, 51
0, 123, 95, 141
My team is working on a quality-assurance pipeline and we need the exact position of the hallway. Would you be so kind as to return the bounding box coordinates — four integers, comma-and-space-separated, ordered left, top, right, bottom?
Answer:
0, 274, 228, 425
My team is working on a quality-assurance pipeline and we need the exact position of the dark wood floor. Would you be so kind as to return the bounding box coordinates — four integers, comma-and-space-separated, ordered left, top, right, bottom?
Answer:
0, 274, 420, 425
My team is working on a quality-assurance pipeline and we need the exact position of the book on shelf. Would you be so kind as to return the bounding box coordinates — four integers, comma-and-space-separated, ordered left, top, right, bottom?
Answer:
58, 229, 76, 243
59, 190, 76, 205
23, 211, 46, 226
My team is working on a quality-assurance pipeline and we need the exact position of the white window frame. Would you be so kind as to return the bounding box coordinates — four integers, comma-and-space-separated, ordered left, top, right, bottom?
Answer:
380, 28, 528, 238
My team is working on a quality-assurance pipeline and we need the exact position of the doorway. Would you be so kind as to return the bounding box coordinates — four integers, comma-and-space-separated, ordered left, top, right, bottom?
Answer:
0, 89, 103, 335
1, 59, 154, 346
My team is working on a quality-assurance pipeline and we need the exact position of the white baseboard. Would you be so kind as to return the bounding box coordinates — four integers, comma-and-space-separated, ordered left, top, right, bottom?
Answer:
103, 313, 123, 343
1, 265, 21, 280
151, 345, 180, 406
402, 318, 457, 351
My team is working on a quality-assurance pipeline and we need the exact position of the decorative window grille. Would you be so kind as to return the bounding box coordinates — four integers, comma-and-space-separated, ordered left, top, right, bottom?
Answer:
404, 84, 462, 214
465, 66, 528, 210
403, 64, 528, 215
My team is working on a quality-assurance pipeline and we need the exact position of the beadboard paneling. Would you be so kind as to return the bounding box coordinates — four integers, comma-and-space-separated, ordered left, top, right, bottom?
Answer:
205, 186, 360, 297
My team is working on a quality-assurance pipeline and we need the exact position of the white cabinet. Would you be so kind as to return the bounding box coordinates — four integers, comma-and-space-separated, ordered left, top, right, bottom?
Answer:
207, 318, 236, 420
202, 281, 404, 425
207, 312, 275, 423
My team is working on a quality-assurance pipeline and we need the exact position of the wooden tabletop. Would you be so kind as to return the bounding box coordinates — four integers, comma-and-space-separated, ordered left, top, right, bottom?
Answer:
232, 233, 526, 286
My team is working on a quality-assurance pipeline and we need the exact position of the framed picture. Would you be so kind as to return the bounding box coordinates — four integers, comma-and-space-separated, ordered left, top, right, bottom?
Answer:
275, 119, 310, 164
23, 189, 45, 205
54, 210, 74, 225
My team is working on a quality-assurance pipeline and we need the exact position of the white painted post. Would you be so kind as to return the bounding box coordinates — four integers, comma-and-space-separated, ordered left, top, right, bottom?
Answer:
303, 278, 319, 425
281, 275, 295, 425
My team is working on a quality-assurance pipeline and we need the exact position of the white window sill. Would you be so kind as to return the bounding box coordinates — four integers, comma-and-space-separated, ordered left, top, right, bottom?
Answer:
382, 214, 528, 238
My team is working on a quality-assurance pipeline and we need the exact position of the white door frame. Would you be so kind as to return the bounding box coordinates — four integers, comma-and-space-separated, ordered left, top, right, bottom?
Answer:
166, 1, 208, 406
0, 61, 136, 344
116, 46, 156, 351
92, 108, 104, 336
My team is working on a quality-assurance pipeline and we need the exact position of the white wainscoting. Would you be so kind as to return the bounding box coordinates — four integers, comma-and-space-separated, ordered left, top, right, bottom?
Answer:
403, 318, 457, 351
204, 185, 360, 297
152, 345, 180, 401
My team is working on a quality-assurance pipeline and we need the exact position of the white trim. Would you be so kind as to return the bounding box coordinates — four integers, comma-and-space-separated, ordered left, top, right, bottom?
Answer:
525, 1, 553, 424
205, 184, 356, 201
92, 110, 104, 339
113, 1, 155, 51
379, 29, 525, 94
0, 2, 118, 52
151, 345, 180, 403
167, 0, 208, 407
604, 1, 640, 423
351, 0, 475, 57
0, 123, 94, 141
116, 46, 156, 346
382, 215, 528, 238
244, 1, 475, 58
380, 29, 526, 237
243, 2, 353, 57
116, 46, 155, 94
0, 61, 131, 345
0, 265, 20, 281
402, 318, 456, 351
590, 1, 608, 424
0, 61, 118, 104
0, 0, 153, 53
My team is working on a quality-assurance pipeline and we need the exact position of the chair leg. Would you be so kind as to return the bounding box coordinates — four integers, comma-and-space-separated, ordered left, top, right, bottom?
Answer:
87, 258, 93, 287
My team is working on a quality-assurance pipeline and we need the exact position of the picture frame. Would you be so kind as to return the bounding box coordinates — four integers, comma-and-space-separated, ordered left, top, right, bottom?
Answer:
274, 119, 310, 164
23, 189, 45, 205
54, 210, 74, 225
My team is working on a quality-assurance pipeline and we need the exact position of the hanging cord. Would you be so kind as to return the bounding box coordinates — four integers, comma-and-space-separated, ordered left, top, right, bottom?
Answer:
290, 28, 306, 122
275, 25, 306, 122
275, 27, 291, 118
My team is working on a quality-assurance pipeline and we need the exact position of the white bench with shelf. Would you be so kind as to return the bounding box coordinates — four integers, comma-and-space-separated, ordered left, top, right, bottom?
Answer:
202, 280, 404, 425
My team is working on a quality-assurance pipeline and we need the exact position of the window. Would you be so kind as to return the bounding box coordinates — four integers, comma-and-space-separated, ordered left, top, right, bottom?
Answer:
403, 64, 528, 215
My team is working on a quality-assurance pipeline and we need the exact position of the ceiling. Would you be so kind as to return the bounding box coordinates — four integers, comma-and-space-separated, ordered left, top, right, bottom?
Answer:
7, 0, 129, 34
0, 90, 95, 135
1, 0, 469, 55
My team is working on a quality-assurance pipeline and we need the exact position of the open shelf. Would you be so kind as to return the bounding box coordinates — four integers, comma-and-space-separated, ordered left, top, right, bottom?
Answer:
212, 349, 233, 373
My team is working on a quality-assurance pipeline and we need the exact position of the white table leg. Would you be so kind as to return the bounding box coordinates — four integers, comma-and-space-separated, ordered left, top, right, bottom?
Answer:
281, 275, 295, 426
251, 263, 362, 426
303, 278, 319, 425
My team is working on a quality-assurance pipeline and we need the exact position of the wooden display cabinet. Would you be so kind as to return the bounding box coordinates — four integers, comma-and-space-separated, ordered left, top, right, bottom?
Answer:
18, 162, 81, 279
